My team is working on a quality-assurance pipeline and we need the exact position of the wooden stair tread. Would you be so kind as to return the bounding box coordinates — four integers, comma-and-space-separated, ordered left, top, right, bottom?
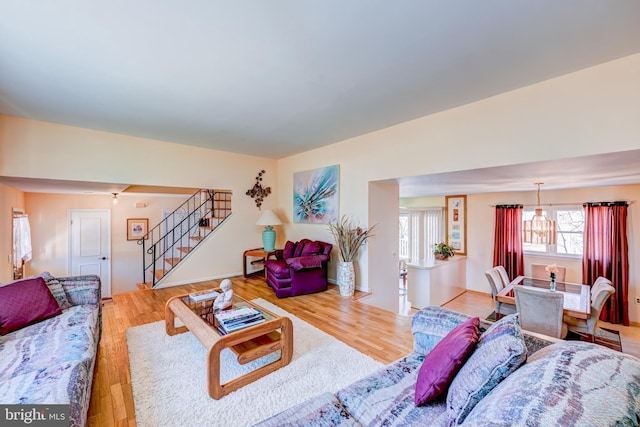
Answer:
165, 258, 181, 267
154, 269, 169, 280
141, 188, 233, 289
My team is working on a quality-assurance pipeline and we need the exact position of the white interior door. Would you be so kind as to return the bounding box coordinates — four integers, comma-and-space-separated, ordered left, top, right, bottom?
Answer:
69, 209, 111, 298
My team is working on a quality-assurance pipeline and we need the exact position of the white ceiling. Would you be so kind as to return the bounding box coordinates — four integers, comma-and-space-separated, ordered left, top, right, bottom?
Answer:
1, 1, 640, 196
393, 150, 640, 198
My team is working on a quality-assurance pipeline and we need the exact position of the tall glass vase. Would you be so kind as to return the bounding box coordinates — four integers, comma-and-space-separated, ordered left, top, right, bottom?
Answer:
337, 261, 355, 297
549, 279, 556, 292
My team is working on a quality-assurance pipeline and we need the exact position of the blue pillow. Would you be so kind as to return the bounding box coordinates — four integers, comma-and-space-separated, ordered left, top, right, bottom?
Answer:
446, 313, 527, 425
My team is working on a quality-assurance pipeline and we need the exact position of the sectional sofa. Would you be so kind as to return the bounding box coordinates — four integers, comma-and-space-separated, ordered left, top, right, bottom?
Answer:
0, 273, 102, 427
257, 306, 640, 426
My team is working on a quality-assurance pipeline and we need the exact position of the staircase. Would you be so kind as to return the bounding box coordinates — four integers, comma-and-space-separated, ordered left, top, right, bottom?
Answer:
137, 189, 232, 289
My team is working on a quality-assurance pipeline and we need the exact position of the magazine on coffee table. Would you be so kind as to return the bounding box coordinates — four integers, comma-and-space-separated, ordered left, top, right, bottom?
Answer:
215, 306, 265, 334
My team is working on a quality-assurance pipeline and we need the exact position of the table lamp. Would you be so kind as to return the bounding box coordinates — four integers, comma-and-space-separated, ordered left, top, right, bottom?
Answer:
256, 209, 282, 251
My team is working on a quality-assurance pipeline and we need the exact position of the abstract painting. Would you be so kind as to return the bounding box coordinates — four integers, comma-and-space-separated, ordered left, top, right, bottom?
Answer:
293, 165, 339, 223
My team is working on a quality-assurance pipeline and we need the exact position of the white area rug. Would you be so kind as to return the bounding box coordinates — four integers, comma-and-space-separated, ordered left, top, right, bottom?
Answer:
127, 298, 383, 427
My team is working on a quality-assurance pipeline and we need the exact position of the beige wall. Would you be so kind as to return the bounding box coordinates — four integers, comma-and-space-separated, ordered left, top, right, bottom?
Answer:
0, 183, 25, 282
1, 53, 640, 320
21, 190, 286, 295
365, 182, 400, 312
0, 115, 278, 192
277, 53, 640, 320
23, 193, 194, 294
0, 116, 280, 293
400, 197, 445, 208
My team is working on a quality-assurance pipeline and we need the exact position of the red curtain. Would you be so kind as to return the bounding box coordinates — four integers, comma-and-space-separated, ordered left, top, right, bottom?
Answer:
493, 205, 524, 281
582, 202, 629, 325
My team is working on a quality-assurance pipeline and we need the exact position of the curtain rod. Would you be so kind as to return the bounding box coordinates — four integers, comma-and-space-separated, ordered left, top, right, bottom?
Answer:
490, 201, 635, 207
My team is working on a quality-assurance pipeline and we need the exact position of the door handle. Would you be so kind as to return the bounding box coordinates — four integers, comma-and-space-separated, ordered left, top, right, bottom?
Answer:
99, 257, 107, 260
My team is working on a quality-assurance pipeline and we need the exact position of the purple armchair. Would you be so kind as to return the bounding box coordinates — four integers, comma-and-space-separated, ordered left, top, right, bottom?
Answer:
264, 239, 332, 298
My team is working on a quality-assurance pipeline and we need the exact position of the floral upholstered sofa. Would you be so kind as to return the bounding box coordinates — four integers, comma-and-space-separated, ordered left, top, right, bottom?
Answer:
0, 273, 102, 427
256, 306, 640, 426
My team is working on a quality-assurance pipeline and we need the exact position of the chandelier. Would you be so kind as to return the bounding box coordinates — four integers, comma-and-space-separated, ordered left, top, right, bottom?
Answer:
523, 183, 556, 244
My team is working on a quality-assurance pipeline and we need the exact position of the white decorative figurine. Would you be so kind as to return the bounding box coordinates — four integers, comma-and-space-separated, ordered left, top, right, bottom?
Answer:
213, 279, 233, 311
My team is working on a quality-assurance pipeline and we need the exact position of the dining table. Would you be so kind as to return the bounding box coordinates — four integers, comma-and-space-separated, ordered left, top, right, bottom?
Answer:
497, 276, 591, 319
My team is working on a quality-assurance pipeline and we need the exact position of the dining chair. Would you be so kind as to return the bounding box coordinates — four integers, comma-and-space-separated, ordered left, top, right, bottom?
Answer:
590, 276, 612, 300
514, 286, 568, 339
485, 268, 516, 319
494, 265, 511, 288
531, 263, 566, 282
564, 283, 615, 342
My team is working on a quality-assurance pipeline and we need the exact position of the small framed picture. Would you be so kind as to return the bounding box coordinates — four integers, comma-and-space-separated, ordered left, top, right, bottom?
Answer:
445, 195, 467, 255
127, 218, 149, 241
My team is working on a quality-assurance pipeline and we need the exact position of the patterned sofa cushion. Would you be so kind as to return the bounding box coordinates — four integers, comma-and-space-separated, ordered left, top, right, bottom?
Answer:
254, 392, 362, 427
446, 313, 527, 425
462, 341, 640, 426
46, 279, 72, 310
0, 274, 101, 427
0, 325, 97, 382
0, 359, 94, 427
411, 306, 472, 355
336, 353, 449, 426
0, 305, 99, 342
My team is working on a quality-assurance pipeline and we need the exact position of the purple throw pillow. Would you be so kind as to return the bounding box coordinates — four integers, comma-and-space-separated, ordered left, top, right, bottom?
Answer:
293, 239, 312, 258
0, 277, 62, 335
283, 241, 296, 259
415, 316, 480, 406
286, 255, 323, 270
301, 242, 322, 256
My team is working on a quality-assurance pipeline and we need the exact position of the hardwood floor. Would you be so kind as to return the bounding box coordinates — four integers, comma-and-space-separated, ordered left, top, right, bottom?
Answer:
87, 275, 640, 426
87, 276, 414, 426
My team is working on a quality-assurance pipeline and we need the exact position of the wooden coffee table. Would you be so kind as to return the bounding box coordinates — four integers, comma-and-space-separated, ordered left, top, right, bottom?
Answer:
165, 291, 293, 399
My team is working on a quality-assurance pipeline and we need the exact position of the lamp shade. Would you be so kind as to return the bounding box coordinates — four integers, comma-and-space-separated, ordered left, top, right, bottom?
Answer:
256, 210, 282, 251
256, 210, 282, 226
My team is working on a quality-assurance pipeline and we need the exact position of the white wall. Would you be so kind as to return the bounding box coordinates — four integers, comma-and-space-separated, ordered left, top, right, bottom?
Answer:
277, 53, 640, 320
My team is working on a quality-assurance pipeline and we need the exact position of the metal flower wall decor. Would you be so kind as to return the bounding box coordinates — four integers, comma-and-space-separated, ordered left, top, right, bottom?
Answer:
246, 170, 272, 210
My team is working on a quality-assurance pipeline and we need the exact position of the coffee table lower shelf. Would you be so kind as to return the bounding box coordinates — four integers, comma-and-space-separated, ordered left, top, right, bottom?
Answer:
165, 294, 293, 399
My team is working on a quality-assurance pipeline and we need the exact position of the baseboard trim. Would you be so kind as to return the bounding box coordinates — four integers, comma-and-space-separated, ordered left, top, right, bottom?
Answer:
153, 272, 241, 289
464, 289, 492, 297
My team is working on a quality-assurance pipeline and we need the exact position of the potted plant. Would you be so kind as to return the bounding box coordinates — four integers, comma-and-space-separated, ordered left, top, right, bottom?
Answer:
434, 242, 455, 260
328, 215, 376, 297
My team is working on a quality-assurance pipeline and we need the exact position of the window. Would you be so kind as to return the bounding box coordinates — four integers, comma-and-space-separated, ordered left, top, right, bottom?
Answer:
399, 215, 409, 259
523, 207, 584, 256
399, 208, 444, 261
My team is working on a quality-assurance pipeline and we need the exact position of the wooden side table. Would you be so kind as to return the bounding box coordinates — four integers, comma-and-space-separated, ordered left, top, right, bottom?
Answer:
243, 248, 278, 278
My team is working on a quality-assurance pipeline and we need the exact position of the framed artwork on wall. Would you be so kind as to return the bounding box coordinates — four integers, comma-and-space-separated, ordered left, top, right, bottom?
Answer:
445, 195, 467, 255
293, 164, 339, 224
127, 218, 149, 241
